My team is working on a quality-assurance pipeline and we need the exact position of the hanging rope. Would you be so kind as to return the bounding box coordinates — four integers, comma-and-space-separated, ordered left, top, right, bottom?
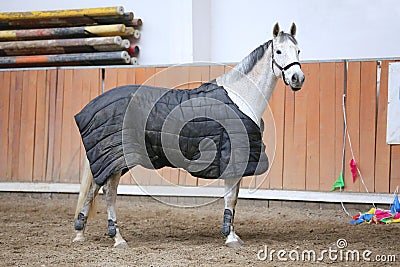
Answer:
339, 93, 376, 216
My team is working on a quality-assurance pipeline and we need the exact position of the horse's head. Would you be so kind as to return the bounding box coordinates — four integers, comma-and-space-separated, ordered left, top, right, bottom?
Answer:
271, 22, 305, 91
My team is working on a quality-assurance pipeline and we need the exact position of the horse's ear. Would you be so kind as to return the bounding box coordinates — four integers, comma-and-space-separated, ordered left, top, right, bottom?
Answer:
290, 22, 297, 37
273, 23, 280, 37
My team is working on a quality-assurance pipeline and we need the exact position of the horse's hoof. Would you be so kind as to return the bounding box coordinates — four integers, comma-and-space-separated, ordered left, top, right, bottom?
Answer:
235, 236, 244, 245
225, 240, 243, 248
73, 236, 85, 243
225, 231, 244, 248
114, 241, 129, 248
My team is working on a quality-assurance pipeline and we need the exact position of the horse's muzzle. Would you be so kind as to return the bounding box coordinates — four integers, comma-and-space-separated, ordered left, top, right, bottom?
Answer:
289, 72, 305, 91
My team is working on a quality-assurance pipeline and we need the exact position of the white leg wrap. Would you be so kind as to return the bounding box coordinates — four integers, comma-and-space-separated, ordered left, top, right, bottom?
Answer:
223, 177, 244, 248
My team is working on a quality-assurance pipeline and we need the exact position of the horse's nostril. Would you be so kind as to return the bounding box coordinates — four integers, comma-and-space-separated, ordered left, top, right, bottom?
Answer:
291, 74, 298, 83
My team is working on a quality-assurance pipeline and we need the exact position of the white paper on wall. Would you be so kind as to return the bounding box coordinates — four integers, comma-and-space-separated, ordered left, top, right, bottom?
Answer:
387, 62, 400, 144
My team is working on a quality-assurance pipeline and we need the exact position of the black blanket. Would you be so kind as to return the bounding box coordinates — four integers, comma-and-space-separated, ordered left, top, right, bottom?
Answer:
75, 82, 269, 186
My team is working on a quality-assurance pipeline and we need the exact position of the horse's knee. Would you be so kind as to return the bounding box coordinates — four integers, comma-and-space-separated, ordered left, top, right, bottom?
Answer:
221, 209, 233, 237
74, 212, 87, 231
108, 220, 117, 237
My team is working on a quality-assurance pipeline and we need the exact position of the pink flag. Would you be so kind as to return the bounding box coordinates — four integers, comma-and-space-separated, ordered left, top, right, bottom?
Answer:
350, 159, 357, 183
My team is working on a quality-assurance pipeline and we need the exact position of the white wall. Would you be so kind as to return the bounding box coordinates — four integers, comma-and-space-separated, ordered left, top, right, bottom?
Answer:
0, 0, 195, 65
209, 0, 400, 63
1, 0, 400, 64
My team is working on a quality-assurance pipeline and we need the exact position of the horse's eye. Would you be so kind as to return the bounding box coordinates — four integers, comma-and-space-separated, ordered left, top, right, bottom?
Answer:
276, 50, 282, 55
298, 50, 301, 55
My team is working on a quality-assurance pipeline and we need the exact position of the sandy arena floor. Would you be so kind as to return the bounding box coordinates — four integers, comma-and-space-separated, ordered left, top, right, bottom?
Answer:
0, 193, 398, 266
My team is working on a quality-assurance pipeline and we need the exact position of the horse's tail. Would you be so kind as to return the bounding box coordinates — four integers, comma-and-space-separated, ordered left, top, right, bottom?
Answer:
74, 157, 96, 219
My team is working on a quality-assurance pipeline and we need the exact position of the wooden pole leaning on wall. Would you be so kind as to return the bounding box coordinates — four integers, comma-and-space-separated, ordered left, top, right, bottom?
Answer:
132, 18, 143, 27
0, 24, 128, 41
0, 6, 124, 21
0, 51, 132, 67
0, 36, 131, 56
0, 9, 137, 29
0, 36, 124, 50
122, 27, 134, 37
128, 45, 140, 56
1, 42, 131, 56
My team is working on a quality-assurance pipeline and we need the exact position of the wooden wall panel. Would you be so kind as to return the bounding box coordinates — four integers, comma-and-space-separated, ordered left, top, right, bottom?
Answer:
319, 63, 337, 191
209, 65, 225, 81
344, 62, 361, 192
0, 72, 11, 180
154, 66, 189, 89
118, 68, 136, 86
9, 72, 23, 180
0, 72, 10, 180
104, 68, 135, 92
103, 68, 118, 91
32, 70, 49, 182
282, 84, 295, 189
374, 61, 391, 193
187, 65, 209, 89
334, 62, 345, 190
4, 72, 13, 180
282, 63, 313, 190
283, 86, 307, 190
51, 69, 64, 181
305, 63, 320, 191
45, 70, 58, 181
261, 80, 286, 189
135, 67, 156, 85
18, 70, 37, 181
58, 70, 75, 182
359, 61, 377, 192
0, 62, 398, 195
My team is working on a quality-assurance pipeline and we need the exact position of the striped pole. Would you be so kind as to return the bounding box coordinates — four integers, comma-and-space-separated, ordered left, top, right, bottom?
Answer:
0, 6, 124, 21
0, 36, 132, 56
0, 36, 124, 50
0, 10, 136, 29
0, 51, 131, 67
0, 24, 128, 41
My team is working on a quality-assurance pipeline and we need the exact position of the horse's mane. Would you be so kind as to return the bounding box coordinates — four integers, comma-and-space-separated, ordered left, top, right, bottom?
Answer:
235, 32, 297, 75
235, 40, 271, 75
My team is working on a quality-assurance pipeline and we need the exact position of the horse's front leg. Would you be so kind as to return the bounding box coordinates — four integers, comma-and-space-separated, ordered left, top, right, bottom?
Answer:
222, 177, 244, 248
103, 172, 128, 248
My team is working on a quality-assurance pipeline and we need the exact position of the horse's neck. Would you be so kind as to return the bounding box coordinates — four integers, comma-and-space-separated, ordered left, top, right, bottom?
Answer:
216, 50, 278, 125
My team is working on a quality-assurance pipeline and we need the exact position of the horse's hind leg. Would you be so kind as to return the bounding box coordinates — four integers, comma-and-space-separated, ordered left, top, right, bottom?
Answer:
103, 171, 127, 247
222, 177, 244, 248
73, 182, 100, 242
73, 158, 100, 242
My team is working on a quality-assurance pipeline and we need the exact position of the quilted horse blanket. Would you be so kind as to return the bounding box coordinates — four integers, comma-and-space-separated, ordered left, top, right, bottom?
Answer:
75, 81, 269, 186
